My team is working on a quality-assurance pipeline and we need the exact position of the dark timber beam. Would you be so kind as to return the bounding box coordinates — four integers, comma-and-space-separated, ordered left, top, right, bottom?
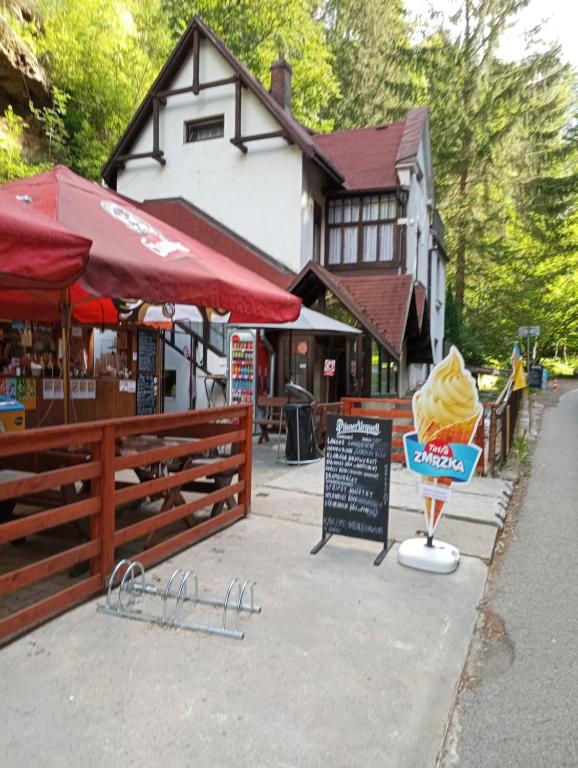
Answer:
152, 98, 160, 155
156, 76, 238, 101
231, 130, 292, 153
234, 78, 243, 151
112, 151, 166, 169
192, 27, 200, 95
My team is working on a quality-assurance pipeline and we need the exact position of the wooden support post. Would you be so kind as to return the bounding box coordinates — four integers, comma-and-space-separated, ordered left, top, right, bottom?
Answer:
152, 98, 160, 156
238, 406, 253, 516
232, 78, 247, 154
505, 404, 511, 455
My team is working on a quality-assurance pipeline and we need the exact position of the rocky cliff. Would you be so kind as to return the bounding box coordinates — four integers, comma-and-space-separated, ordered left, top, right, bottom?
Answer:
0, 1, 50, 114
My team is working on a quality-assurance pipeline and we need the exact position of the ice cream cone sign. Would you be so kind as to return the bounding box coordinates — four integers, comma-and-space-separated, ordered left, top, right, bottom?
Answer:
399, 347, 483, 574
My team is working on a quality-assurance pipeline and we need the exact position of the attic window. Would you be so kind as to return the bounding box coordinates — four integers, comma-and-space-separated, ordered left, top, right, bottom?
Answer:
184, 116, 224, 143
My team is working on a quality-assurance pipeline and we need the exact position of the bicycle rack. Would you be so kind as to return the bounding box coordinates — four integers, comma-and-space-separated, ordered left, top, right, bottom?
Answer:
97, 559, 261, 640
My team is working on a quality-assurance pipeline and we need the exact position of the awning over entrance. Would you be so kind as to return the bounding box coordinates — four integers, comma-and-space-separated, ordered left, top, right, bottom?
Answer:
231, 306, 362, 335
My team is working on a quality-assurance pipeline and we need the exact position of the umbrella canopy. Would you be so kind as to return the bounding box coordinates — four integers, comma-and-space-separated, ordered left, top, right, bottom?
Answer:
0, 192, 91, 290
139, 303, 230, 327
0, 165, 301, 324
231, 306, 362, 334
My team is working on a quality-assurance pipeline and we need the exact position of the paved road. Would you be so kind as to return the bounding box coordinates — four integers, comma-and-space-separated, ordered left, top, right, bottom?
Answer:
441, 386, 578, 767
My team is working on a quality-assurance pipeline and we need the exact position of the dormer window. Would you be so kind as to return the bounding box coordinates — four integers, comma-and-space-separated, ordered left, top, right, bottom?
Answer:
327, 194, 397, 266
184, 116, 224, 143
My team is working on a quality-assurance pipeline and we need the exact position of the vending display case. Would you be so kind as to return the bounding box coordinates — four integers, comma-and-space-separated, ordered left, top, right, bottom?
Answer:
227, 330, 256, 407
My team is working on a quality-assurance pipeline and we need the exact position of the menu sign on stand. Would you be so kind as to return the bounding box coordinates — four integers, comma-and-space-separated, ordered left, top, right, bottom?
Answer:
136, 329, 158, 416
311, 413, 392, 566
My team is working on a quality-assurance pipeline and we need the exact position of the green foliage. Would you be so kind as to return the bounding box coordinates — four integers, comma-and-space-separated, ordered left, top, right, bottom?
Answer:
540, 357, 578, 377
0, 106, 48, 182
37, 0, 173, 177
162, 0, 339, 130
320, 0, 417, 128
513, 430, 530, 469
29, 87, 71, 164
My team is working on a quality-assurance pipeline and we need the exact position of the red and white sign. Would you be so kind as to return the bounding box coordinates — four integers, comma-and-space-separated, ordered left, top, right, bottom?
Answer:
324, 359, 336, 377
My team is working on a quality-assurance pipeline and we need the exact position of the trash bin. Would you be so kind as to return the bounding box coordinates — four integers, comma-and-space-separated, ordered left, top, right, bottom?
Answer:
0, 397, 25, 432
528, 365, 542, 388
284, 403, 318, 464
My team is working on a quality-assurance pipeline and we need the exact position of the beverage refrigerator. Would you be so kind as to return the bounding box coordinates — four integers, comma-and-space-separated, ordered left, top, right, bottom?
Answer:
227, 329, 257, 409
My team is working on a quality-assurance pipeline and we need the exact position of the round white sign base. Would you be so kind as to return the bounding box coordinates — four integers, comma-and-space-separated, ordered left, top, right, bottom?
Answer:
397, 538, 460, 574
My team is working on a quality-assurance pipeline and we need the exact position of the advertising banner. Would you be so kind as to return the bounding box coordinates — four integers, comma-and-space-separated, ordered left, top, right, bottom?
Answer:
403, 346, 483, 539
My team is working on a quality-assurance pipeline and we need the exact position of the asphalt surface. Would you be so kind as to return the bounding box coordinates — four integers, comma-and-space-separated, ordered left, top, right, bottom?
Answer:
441, 385, 578, 768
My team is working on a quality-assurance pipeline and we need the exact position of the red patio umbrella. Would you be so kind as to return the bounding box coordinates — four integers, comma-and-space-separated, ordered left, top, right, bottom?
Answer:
0, 193, 91, 290
0, 166, 300, 324
0, 165, 301, 421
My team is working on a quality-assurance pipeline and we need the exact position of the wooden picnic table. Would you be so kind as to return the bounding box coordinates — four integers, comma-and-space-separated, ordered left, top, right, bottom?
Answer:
116, 434, 237, 521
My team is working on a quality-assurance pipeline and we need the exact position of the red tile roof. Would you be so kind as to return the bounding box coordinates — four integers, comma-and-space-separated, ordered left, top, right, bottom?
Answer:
139, 198, 294, 290
313, 123, 405, 191
396, 107, 428, 166
335, 273, 414, 355
312, 108, 428, 191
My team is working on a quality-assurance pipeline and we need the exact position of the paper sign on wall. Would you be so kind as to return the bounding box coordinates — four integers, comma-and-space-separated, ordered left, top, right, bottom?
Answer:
323, 359, 336, 377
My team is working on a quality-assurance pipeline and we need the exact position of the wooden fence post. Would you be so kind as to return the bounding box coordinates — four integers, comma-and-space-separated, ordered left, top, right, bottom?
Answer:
238, 405, 253, 516
489, 405, 497, 477
100, 423, 116, 586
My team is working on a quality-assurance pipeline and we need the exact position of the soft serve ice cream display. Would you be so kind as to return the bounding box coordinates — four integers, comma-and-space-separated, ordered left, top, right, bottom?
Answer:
401, 347, 483, 570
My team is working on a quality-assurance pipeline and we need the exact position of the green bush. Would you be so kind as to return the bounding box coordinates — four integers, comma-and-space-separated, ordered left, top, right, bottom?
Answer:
540, 357, 578, 377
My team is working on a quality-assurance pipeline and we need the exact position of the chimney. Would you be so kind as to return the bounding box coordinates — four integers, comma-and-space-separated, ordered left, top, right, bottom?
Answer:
270, 58, 292, 111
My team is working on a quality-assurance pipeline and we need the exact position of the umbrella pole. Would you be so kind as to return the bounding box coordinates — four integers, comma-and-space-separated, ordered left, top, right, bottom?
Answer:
60, 289, 72, 424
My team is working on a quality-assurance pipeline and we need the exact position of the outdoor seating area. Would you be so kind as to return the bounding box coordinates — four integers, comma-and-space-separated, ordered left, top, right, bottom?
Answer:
0, 405, 253, 644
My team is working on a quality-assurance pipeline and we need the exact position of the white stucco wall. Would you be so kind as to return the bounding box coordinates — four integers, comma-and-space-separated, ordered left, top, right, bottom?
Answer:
397, 127, 445, 365
116, 39, 304, 273
163, 343, 192, 413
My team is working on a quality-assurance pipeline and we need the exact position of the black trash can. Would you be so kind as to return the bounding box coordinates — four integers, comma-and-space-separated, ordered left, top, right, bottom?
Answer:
285, 403, 318, 464
528, 365, 542, 388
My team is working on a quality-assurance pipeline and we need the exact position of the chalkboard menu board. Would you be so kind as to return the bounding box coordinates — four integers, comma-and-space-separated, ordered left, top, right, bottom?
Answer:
137, 330, 158, 416
138, 330, 157, 374
314, 414, 392, 564
136, 373, 157, 416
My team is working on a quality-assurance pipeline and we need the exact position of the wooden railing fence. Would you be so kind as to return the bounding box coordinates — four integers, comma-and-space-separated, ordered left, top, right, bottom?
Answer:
342, 398, 414, 464
0, 405, 252, 644
341, 396, 487, 473
486, 375, 524, 476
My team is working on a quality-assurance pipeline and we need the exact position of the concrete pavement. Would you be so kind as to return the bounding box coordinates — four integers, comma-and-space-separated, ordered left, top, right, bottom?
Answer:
253, 444, 511, 561
0, 441, 510, 767
440, 385, 578, 767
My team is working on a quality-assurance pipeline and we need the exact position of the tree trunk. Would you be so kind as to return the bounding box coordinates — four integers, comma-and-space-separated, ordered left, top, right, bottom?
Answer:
454, 163, 469, 314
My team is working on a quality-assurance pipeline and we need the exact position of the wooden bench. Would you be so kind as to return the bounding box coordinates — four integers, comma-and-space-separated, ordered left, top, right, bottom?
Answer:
254, 397, 288, 444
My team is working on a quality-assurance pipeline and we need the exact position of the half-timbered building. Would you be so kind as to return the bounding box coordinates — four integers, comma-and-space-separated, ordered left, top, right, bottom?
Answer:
102, 16, 447, 401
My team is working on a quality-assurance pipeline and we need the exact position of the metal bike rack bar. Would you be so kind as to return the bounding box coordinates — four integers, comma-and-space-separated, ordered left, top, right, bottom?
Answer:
97, 559, 261, 640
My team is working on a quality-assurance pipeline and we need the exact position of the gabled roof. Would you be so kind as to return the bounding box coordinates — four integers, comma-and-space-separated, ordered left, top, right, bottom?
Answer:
337, 273, 414, 355
396, 107, 428, 167
102, 16, 343, 188
139, 198, 293, 289
311, 108, 428, 191
289, 262, 424, 359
